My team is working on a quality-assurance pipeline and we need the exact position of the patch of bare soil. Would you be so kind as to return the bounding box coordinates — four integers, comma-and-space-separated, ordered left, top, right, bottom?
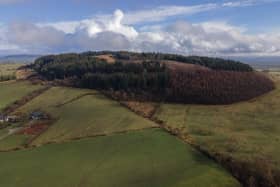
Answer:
163, 60, 211, 72
95, 54, 116, 64
16, 69, 36, 80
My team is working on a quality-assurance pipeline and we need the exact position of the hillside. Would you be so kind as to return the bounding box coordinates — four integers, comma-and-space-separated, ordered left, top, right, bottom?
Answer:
151, 72, 280, 187
31, 51, 274, 104
0, 81, 240, 187
0, 53, 278, 187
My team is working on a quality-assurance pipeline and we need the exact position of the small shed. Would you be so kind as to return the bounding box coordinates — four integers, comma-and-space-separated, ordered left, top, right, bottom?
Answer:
30, 111, 45, 120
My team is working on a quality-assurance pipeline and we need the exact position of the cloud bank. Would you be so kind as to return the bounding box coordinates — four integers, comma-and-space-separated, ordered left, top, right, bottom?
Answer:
1, 3, 280, 57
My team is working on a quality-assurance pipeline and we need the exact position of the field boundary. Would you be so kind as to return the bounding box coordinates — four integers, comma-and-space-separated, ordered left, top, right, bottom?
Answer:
116, 96, 280, 187
0, 126, 160, 153
54, 92, 99, 108
108, 97, 250, 186
2, 84, 51, 115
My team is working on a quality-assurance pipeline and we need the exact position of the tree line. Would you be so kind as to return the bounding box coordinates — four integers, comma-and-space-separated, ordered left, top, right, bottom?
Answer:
34, 51, 253, 72
33, 56, 169, 93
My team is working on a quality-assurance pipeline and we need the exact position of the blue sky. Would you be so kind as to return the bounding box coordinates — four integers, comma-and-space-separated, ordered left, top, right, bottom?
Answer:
0, 0, 280, 57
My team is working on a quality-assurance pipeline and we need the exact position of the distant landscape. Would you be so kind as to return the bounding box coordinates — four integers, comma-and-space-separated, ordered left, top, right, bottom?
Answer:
1, 0, 280, 186
0, 51, 279, 187
0, 55, 40, 64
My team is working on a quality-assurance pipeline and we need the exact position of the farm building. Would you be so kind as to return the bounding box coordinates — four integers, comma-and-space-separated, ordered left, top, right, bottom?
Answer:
0, 114, 20, 123
30, 111, 46, 120
6, 115, 20, 123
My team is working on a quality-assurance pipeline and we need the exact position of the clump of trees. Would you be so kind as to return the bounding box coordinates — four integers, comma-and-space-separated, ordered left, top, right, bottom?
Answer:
32, 51, 274, 104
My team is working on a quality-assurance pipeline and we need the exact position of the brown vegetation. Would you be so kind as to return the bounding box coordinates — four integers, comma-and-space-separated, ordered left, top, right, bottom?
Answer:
16, 68, 36, 80
163, 60, 211, 72
18, 123, 49, 136
167, 66, 275, 104
95, 54, 116, 64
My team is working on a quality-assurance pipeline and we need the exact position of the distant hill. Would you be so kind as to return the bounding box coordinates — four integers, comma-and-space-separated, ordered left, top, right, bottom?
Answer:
230, 56, 280, 69
0, 55, 41, 64
30, 51, 275, 104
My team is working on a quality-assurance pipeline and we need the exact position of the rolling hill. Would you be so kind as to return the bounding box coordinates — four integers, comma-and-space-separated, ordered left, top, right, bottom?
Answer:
0, 51, 278, 187
31, 51, 275, 104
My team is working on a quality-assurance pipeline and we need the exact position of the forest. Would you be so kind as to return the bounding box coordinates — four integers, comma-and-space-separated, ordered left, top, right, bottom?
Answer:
31, 51, 274, 104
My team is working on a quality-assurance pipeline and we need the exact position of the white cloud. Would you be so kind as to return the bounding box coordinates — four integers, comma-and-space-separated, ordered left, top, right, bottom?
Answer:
122, 4, 218, 24
0, 24, 21, 53
39, 10, 138, 39
38, 0, 280, 33
223, 0, 280, 7
1, 8, 280, 57
37, 3, 219, 34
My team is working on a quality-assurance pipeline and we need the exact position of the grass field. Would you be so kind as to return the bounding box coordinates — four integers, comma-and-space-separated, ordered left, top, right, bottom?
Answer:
0, 129, 240, 187
154, 72, 280, 185
0, 63, 22, 77
15, 87, 157, 145
0, 81, 43, 111
0, 134, 28, 151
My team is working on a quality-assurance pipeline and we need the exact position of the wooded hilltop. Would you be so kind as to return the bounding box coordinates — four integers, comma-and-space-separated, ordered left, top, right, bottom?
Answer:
30, 51, 275, 104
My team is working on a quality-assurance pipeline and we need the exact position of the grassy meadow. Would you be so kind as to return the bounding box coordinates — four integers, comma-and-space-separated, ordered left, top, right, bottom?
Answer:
0, 63, 22, 81
0, 129, 240, 187
154, 72, 280, 184
0, 134, 28, 151
0, 81, 43, 111
15, 87, 157, 145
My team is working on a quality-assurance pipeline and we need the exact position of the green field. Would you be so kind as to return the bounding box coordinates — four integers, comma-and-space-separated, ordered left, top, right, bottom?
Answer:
16, 87, 157, 145
0, 63, 21, 76
0, 81, 43, 111
0, 133, 28, 151
0, 63, 22, 81
154, 73, 280, 184
0, 129, 240, 187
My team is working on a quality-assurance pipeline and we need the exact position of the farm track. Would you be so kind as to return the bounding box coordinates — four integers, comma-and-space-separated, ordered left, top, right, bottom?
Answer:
0, 128, 23, 141
54, 92, 99, 108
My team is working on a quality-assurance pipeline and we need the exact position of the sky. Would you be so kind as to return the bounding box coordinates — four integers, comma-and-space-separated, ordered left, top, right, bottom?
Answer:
0, 0, 280, 59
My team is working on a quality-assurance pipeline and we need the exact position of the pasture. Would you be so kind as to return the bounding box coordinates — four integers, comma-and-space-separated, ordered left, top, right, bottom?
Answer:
0, 63, 22, 81
0, 81, 43, 111
0, 63, 22, 76
154, 73, 280, 185
0, 129, 240, 187
0, 133, 28, 151
15, 87, 157, 145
